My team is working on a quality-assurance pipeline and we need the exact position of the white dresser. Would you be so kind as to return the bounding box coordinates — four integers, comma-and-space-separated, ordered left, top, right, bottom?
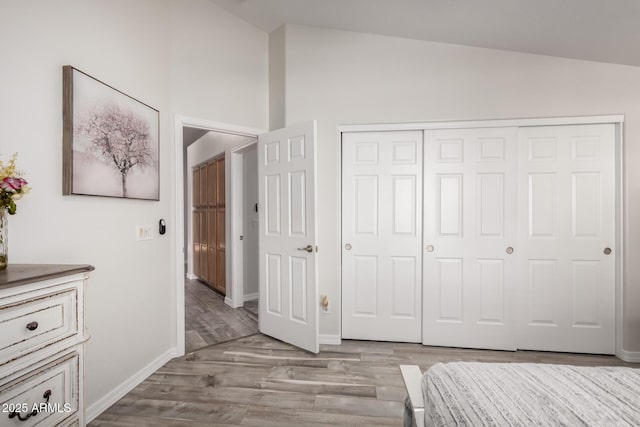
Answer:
0, 265, 93, 427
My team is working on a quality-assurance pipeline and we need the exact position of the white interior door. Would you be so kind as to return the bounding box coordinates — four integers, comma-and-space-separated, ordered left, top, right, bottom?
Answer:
342, 131, 423, 342
258, 121, 318, 353
423, 127, 518, 350
517, 124, 615, 354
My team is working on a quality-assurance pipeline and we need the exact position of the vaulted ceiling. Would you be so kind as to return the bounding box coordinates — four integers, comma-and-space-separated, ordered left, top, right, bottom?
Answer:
211, 0, 640, 67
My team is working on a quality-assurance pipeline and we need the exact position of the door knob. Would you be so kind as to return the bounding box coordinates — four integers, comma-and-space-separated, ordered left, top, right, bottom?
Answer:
345, 243, 352, 250
604, 247, 612, 255
426, 245, 434, 252
297, 245, 313, 253
506, 247, 514, 254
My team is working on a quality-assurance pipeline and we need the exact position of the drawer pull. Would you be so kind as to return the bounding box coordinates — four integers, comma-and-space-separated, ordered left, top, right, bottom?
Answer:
7, 389, 52, 421
26, 321, 38, 331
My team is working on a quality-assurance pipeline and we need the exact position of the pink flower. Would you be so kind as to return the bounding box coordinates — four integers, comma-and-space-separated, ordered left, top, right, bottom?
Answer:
1, 177, 28, 193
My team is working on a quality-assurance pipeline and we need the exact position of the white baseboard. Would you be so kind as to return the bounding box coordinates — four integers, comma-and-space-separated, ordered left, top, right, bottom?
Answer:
86, 347, 178, 423
186, 273, 197, 280
243, 292, 258, 302
618, 349, 640, 363
319, 334, 342, 345
224, 294, 256, 308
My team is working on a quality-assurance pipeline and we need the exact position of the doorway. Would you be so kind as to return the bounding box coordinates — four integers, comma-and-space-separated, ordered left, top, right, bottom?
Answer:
185, 128, 259, 352
175, 117, 264, 355
175, 118, 321, 355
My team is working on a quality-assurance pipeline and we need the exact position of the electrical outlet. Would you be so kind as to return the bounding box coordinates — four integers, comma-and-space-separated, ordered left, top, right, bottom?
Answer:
320, 295, 330, 313
136, 225, 153, 241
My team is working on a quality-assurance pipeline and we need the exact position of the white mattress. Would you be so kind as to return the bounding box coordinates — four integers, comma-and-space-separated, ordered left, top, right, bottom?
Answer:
420, 362, 640, 426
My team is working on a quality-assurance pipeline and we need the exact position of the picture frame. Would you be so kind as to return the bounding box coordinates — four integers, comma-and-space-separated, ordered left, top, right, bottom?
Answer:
62, 66, 160, 200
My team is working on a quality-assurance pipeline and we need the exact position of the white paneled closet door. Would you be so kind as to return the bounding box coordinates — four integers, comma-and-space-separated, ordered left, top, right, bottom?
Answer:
423, 127, 518, 350
342, 131, 423, 342
517, 124, 615, 354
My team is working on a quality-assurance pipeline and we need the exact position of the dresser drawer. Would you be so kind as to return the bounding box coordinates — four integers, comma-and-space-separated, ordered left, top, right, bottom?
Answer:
0, 289, 78, 367
1, 352, 78, 426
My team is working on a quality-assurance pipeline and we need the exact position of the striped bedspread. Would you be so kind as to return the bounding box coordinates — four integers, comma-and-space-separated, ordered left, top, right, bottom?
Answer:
421, 362, 640, 426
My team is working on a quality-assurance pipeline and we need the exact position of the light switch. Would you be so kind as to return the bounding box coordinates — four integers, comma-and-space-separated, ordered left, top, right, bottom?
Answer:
136, 225, 153, 241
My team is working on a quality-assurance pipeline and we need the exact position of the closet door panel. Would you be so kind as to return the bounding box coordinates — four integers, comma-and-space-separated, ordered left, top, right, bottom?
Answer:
423, 127, 518, 351
517, 124, 615, 354
342, 131, 423, 342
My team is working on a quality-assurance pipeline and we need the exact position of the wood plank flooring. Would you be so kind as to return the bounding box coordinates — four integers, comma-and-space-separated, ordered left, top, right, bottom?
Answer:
184, 279, 259, 353
242, 300, 258, 321
90, 333, 635, 426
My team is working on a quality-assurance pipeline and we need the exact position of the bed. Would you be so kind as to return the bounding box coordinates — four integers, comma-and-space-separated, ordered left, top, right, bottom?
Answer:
401, 362, 640, 427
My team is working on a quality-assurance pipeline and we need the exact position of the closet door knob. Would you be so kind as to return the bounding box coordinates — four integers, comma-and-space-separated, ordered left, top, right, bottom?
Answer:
345, 243, 352, 251
297, 245, 313, 253
506, 247, 514, 254
604, 247, 612, 255
26, 322, 38, 331
426, 245, 434, 252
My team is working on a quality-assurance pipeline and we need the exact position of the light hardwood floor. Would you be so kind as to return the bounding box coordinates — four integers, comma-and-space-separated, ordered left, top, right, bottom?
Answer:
90, 332, 635, 426
184, 279, 259, 353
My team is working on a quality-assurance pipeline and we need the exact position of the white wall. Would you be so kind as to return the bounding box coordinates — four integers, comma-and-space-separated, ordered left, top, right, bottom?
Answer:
278, 24, 640, 351
0, 0, 268, 416
173, 0, 267, 308
243, 147, 259, 299
0, 0, 173, 410
269, 25, 286, 130
170, 0, 268, 130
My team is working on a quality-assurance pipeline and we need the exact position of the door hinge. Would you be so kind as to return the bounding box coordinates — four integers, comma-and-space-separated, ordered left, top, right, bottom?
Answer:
255, 203, 258, 212
315, 245, 319, 253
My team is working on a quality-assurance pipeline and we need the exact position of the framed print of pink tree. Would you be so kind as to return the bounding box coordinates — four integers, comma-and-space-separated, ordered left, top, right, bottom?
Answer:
62, 66, 159, 200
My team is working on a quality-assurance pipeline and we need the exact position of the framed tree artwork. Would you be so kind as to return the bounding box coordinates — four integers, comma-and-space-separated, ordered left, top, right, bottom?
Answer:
62, 66, 160, 200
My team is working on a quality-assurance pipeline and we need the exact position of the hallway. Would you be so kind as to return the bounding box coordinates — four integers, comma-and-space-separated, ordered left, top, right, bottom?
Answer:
185, 279, 258, 353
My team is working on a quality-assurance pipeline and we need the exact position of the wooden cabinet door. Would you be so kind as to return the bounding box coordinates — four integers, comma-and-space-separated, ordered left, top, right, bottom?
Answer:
207, 161, 216, 206
217, 249, 225, 294
207, 209, 216, 286
216, 207, 225, 249
192, 155, 226, 294
193, 210, 200, 245
216, 207, 225, 293
216, 157, 225, 205
199, 211, 207, 280
199, 166, 207, 208
193, 210, 200, 277
193, 168, 200, 207
200, 243, 208, 282
194, 243, 200, 278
